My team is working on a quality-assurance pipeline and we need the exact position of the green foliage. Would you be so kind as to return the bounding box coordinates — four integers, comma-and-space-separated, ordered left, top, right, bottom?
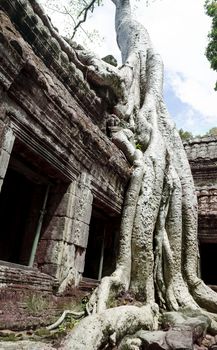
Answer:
205, 0, 217, 90
107, 290, 118, 308
136, 143, 142, 150
178, 127, 217, 141
206, 126, 217, 135
34, 328, 51, 337
179, 129, 193, 141
0, 333, 17, 342
25, 294, 49, 315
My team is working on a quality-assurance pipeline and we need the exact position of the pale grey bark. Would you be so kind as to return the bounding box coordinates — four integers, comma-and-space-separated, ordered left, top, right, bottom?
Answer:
46, 310, 85, 330
60, 0, 217, 347
61, 304, 159, 349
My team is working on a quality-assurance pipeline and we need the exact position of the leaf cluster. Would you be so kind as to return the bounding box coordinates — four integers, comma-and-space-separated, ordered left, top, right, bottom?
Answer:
205, 126, 217, 136
179, 129, 193, 141
205, 0, 217, 90
179, 127, 217, 141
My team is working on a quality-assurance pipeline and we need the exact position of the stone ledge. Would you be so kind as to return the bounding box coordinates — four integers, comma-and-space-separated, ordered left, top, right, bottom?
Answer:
0, 261, 58, 293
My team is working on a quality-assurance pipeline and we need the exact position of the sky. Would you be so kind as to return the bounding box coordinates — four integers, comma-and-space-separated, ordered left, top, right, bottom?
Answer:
42, 0, 217, 136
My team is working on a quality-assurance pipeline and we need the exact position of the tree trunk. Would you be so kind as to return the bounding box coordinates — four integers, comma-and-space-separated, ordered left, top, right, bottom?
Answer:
62, 0, 217, 347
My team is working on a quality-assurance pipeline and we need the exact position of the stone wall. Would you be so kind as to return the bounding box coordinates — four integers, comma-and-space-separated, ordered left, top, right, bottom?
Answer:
0, 0, 216, 331
185, 136, 217, 242
184, 136, 217, 286
0, 0, 131, 304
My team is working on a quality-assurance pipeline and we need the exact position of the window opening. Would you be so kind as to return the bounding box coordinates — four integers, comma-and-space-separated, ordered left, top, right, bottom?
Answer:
28, 183, 50, 267
83, 209, 119, 280
199, 243, 217, 285
0, 167, 46, 265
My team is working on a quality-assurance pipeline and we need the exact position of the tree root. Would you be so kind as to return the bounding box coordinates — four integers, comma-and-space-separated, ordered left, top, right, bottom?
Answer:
46, 310, 85, 331
61, 304, 159, 350
44, 0, 217, 345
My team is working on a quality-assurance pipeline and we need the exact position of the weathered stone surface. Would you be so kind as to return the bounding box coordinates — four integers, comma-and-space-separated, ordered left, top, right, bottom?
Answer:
201, 334, 216, 348
40, 262, 59, 277
135, 330, 168, 349
74, 246, 86, 273
74, 193, 93, 224
41, 216, 73, 241
0, 262, 57, 293
185, 137, 217, 162
37, 239, 63, 265
0, 0, 131, 330
0, 149, 10, 178
48, 192, 76, 218
0, 8, 130, 212
2, 127, 15, 153
185, 318, 209, 344
59, 242, 76, 272
165, 326, 193, 349
162, 312, 210, 347
71, 219, 90, 248
136, 326, 195, 350
161, 311, 187, 328
185, 137, 217, 244
0, 340, 54, 349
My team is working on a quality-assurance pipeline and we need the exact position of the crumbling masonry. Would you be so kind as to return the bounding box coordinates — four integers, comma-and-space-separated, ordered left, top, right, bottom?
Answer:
0, 0, 216, 330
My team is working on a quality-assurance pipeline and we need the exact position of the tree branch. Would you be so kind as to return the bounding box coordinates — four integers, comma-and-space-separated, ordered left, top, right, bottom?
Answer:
71, 0, 98, 39
64, 6, 96, 43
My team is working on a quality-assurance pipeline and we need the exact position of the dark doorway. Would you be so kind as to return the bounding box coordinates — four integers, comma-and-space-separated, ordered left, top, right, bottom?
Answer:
200, 243, 217, 285
0, 167, 45, 265
0, 138, 72, 268
83, 209, 119, 280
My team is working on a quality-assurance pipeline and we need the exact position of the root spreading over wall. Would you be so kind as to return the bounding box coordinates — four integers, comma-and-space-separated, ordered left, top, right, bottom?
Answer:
33, 0, 217, 348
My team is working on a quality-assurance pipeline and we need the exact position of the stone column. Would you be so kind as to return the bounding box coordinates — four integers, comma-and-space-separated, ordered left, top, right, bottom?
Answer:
36, 172, 93, 292
71, 172, 93, 286
36, 181, 77, 279
57, 172, 93, 291
0, 125, 15, 191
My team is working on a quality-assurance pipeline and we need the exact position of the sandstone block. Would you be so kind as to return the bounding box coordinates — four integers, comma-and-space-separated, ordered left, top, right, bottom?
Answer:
74, 191, 93, 225
165, 326, 193, 349
74, 246, 86, 273
0, 149, 10, 178
2, 128, 15, 153
71, 219, 89, 248
136, 330, 168, 350
40, 263, 59, 278
59, 242, 75, 269
0, 340, 54, 349
48, 192, 76, 218
42, 216, 72, 241
80, 172, 92, 188
37, 239, 63, 265
0, 120, 5, 136
66, 181, 77, 195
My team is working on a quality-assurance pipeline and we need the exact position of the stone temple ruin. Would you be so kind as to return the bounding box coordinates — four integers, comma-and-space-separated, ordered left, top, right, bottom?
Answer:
0, 0, 216, 329
184, 137, 217, 290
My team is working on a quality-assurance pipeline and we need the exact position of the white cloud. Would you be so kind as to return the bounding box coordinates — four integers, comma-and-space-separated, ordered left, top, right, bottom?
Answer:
167, 71, 217, 123
42, 0, 217, 133
82, 0, 217, 132
134, 0, 217, 130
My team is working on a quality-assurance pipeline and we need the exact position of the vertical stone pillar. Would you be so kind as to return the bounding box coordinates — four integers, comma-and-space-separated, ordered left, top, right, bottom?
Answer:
0, 125, 15, 191
36, 181, 76, 279
71, 172, 93, 286
57, 172, 93, 291
36, 172, 93, 292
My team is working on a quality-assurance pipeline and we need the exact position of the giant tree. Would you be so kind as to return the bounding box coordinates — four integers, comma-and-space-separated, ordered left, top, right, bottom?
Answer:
34, 0, 217, 348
